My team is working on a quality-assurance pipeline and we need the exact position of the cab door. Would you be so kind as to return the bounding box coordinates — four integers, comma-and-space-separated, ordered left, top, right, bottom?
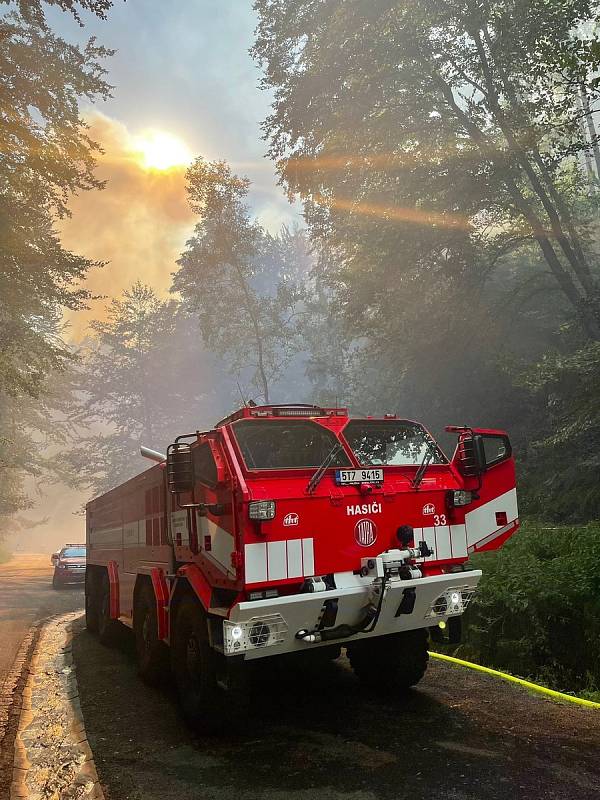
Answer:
451, 428, 518, 554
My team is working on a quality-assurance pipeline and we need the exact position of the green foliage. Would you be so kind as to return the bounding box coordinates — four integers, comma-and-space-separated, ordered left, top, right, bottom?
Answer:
0, 9, 112, 395
0, 0, 112, 24
516, 341, 600, 520
253, 0, 600, 338
455, 521, 600, 694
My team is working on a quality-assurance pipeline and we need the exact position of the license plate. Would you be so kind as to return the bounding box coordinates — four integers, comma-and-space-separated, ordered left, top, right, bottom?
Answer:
335, 468, 384, 485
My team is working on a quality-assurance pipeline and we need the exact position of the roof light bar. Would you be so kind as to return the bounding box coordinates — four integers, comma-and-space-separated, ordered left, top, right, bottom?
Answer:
271, 407, 326, 417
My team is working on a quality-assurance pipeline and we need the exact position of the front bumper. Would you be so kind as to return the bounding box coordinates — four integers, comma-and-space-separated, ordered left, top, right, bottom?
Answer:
225, 569, 481, 660
54, 568, 86, 584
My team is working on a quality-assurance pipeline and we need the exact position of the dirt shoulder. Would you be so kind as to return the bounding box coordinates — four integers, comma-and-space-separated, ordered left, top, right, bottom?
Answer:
0, 553, 84, 687
72, 623, 600, 800
0, 553, 84, 796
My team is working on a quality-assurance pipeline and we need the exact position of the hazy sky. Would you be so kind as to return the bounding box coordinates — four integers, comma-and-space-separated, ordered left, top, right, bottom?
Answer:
49, 0, 291, 222
46, 0, 300, 335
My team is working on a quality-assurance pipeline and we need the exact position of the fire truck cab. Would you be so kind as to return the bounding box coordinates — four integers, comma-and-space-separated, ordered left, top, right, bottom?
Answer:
85, 404, 518, 730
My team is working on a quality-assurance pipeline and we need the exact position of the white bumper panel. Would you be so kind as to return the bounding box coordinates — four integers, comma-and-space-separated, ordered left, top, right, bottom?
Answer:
227, 570, 481, 660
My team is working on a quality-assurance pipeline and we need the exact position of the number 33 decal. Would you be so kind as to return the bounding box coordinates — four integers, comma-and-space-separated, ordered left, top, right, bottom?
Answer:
433, 514, 447, 526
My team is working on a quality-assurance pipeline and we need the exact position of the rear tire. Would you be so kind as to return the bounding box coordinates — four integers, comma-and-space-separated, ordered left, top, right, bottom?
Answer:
134, 581, 169, 684
171, 595, 223, 733
98, 571, 119, 646
85, 569, 99, 633
347, 628, 429, 691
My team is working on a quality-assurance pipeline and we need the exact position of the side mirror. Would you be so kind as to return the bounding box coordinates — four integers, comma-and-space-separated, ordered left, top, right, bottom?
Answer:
457, 434, 486, 478
166, 442, 195, 494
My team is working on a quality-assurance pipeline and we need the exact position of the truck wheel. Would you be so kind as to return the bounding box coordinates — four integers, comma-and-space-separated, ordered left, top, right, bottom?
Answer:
85, 571, 99, 633
98, 571, 119, 646
171, 595, 222, 733
52, 573, 61, 590
347, 628, 429, 691
134, 582, 169, 685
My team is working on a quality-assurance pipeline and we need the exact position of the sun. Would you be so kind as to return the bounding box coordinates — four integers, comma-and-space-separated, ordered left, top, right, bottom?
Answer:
133, 130, 193, 171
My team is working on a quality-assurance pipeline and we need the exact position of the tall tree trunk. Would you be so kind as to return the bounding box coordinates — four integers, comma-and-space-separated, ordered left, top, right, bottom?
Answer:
577, 93, 596, 186
434, 72, 600, 340
581, 85, 600, 180
233, 262, 270, 403
472, 29, 596, 301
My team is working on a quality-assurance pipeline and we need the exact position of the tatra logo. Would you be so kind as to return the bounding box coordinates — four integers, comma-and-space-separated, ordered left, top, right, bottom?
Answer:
346, 502, 382, 516
422, 503, 435, 515
283, 512, 299, 526
354, 518, 377, 547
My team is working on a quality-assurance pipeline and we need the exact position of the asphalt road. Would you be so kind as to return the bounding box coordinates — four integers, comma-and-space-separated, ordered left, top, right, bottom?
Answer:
72, 623, 600, 800
0, 554, 84, 688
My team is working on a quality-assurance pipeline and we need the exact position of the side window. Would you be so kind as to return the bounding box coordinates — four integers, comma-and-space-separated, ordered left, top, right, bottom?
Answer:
193, 442, 218, 487
481, 435, 511, 468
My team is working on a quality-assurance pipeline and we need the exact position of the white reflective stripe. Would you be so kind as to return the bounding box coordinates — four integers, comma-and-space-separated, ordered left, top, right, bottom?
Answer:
89, 527, 122, 547
468, 520, 518, 553
450, 524, 468, 559
267, 540, 287, 580
244, 542, 267, 583
465, 488, 518, 548
122, 523, 140, 548
171, 510, 189, 542
198, 516, 235, 574
286, 538, 303, 578
435, 526, 452, 560
302, 538, 315, 576
245, 537, 314, 583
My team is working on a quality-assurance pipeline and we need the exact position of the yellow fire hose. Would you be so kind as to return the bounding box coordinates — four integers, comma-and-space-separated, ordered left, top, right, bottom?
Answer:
429, 651, 600, 709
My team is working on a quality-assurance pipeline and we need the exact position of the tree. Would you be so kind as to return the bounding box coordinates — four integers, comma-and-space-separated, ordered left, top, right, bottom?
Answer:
0, 8, 112, 397
66, 283, 231, 496
253, 0, 600, 339
173, 158, 305, 404
0, 2, 112, 527
0, 1, 112, 24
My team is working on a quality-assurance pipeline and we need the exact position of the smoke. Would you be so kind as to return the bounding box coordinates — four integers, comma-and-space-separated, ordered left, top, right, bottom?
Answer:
60, 111, 196, 338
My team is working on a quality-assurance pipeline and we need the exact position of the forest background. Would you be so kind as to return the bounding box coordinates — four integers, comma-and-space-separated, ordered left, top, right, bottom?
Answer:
1, 0, 600, 696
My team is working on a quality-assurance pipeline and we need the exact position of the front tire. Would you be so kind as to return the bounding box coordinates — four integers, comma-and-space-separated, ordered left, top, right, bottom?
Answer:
171, 595, 222, 733
52, 573, 61, 590
347, 628, 429, 691
134, 582, 169, 684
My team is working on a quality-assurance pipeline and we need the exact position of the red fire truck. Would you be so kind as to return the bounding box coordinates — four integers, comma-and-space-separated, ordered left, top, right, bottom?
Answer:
85, 404, 518, 729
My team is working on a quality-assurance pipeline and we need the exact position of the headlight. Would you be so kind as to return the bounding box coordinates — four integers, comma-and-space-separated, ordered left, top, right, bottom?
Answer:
425, 587, 476, 619
223, 614, 287, 654
248, 500, 276, 520
448, 490, 473, 507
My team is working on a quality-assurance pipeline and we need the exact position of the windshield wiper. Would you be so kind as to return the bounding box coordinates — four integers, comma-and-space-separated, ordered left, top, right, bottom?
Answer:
306, 441, 344, 494
411, 438, 438, 489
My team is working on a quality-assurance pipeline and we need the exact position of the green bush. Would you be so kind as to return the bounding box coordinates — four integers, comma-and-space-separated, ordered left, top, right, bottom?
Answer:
450, 521, 600, 694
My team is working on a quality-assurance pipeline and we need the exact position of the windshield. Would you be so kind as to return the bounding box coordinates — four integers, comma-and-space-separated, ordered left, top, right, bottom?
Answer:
342, 420, 446, 466
62, 547, 86, 558
231, 419, 352, 470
